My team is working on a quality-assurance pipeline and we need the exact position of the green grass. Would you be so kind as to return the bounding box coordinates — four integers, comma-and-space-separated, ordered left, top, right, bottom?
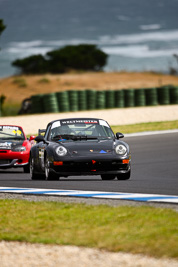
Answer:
1, 102, 21, 116
0, 199, 177, 259
12, 77, 27, 88
111, 120, 178, 134
37, 77, 50, 84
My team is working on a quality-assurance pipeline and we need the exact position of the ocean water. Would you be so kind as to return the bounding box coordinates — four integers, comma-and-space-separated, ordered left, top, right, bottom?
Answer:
0, 0, 178, 77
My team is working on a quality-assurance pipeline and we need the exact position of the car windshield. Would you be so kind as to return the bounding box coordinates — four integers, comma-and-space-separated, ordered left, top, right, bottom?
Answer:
49, 121, 114, 141
0, 126, 25, 140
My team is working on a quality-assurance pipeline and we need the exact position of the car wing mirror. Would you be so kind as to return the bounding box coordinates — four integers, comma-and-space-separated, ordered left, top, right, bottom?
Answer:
116, 132, 124, 139
29, 135, 36, 142
35, 135, 45, 143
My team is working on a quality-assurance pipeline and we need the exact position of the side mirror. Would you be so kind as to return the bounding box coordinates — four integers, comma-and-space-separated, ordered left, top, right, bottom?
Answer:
29, 135, 36, 142
35, 135, 45, 143
116, 132, 124, 139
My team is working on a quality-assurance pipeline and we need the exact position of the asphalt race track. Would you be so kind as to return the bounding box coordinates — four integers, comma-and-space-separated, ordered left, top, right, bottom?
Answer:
0, 132, 178, 197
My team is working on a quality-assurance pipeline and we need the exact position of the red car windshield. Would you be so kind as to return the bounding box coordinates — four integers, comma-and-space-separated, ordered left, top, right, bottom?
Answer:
0, 126, 25, 141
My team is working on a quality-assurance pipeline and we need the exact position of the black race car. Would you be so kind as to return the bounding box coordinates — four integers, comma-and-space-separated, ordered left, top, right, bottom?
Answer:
30, 118, 131, 180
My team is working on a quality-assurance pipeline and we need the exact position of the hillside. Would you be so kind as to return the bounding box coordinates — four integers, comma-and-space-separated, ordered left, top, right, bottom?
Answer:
1, 72, 178, 104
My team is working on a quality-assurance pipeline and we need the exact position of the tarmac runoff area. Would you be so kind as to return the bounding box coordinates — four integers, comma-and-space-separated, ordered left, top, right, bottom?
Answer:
1, 105, 178, 135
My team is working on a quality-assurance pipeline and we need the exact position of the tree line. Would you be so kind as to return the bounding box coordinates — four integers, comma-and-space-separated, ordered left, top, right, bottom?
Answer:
12, 44, 108, 74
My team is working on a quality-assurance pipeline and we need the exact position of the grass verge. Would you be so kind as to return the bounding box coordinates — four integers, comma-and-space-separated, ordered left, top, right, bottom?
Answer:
0, 199, 178, 259
111, 120, 178, 134
1, 102, 21, 116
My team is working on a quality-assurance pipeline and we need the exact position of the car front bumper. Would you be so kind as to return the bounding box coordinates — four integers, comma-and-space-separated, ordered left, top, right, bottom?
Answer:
0, 150, 30, 169
49, 156, 131, 176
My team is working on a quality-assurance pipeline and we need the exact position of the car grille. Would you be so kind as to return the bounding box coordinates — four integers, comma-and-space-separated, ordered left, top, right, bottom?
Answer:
0, 159, 12, 164
53, 160, 128, 172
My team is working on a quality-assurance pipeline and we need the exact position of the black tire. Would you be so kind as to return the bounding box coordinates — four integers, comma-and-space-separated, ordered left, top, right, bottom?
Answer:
117, 170, 131, 180
30, 157, 45, 180
101, 174, 116, 180
23, 164, 30, 173
45, 157, 59, 181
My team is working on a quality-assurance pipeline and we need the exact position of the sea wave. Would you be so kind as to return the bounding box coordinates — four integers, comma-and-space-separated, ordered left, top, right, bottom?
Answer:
6, 43, 178, 60
4, 29, 178, 62
98, 30, 178, 45
102, 45, 178, 58
139, 24, 162, 31
7, 29, 178, 50
6, 47, 53, 57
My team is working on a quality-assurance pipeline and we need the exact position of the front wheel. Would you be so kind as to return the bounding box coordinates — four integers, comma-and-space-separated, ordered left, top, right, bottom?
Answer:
101, 174, 116, 180
30, 157, 45, 180
45, 157, 59, 181
117, 170, 131, 180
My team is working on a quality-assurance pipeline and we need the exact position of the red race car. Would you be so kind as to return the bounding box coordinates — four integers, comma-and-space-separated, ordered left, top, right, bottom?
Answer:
0, 125, 36, 173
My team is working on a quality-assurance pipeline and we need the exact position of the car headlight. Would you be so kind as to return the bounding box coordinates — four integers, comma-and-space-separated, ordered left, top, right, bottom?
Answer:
12, 146, 26, 152
56, 146, 67, 156
115, 144, 127, 155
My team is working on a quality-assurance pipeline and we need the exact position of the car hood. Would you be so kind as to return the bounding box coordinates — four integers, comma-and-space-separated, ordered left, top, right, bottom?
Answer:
0, 140, 24, 150
59, 139, 115, 155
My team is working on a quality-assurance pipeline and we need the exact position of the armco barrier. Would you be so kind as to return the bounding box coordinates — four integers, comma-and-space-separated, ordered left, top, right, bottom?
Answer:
30, 85, 178, 114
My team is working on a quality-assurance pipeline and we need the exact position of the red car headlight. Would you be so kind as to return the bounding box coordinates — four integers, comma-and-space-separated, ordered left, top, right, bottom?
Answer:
12, 146, 26, 152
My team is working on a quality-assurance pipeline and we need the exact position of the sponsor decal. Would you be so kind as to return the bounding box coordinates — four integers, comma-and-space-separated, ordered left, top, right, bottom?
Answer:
100, 150, 107, 153
39, 148, 44, 159
0, 142, 12, 149
99, 120, 110, 128
61, 120, 98, 125
51, 121, 61, 129
3, 126, 19, 130
12, 130, 22, 135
